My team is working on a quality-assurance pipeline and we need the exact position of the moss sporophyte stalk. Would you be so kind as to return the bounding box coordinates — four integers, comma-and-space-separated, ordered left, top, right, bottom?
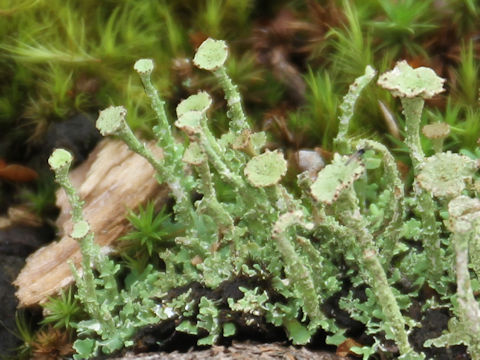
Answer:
47, 38, 480, 359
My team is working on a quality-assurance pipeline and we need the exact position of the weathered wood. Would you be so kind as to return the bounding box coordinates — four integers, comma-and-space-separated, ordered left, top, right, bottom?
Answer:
112, 342, 347, 360
14, 139, 169, 307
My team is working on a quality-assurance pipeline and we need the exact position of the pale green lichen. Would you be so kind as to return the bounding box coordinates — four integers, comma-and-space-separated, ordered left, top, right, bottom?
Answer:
48, 148, 73, 171
71, 220, 90, 240
176, 91, 212, 117
133, 58, 154, 76
96, 105, 127, 136
379, 61, 446, 291
334, 65, 377, 154
417, 152, 478, 198
48, 44, 480, 360
310, 153, 365, 204
193, 38, 228, 71
244, 150, 287, 187
431, 196, 480, 360
194, 38, 248, 134
377, 60, 445, 99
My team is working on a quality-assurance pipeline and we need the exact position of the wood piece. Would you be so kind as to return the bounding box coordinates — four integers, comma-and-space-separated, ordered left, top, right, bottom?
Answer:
14, 139, 169, 307
112, 342, 348, 360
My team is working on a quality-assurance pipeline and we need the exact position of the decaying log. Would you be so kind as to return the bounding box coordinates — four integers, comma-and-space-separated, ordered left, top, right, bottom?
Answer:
14, 139, 169, 307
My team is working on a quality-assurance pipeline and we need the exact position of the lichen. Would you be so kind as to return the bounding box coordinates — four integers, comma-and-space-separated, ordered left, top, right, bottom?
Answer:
47, 39, 480, 360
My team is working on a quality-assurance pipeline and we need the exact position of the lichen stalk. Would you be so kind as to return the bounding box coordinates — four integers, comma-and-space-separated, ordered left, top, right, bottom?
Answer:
401, 97, 425, 171
214, 66, 249, 134
200, 112, 225, 158
200, 131, 244, 189
195, 157, 235, 237
336, 188, 422, 359
134, 59, 183, 163
358, 140, 404, 262
404, 97, 444, 288
49, 150, 84, 222
447, 196, 480, 359
271, 211, 329, 332
97, 106, 194, 224
334, 65, 377, 155
454, 230, 480, 359
120, 121, 194, 221
48, 150, 117, 341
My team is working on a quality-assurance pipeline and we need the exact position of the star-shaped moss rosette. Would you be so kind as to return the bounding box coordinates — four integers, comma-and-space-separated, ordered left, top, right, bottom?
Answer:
193, 38, 228, 71
310, 153, 365, 205
244, 150, 287, 187
416, 152, 478, 198
377, 60, 445, 99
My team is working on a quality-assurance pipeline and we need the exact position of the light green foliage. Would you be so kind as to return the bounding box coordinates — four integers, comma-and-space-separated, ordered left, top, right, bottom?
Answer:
41, 287, 83, 330
48, 38, 480, 360
121, 202, 177, 256
369, 0, 437, 56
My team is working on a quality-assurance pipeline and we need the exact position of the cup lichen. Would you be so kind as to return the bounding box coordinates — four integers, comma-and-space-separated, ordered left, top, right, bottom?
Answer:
244, 150, 287, 187
45, 39, 480, 360
193, 38, 228, 71
48, 148, 73, 170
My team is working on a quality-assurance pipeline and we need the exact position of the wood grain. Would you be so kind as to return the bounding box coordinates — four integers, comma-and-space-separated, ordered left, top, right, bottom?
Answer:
14, 139, 169, 307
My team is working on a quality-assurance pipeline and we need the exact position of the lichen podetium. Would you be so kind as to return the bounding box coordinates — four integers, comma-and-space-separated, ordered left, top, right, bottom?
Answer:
48, 40, 480, 360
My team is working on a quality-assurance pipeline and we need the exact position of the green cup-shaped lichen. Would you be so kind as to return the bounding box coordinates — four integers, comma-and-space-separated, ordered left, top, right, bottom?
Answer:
48, 148, 73, 171
71, 220, 90, 240
133, 58, 154, 76
176, 91, 212, 118
417, 152, 478, 199
378, 60, 445, 168
244, 150, 287, 187
193, 37, 248, 134
379, 61, 446, 290
377, 60, 445, 99
193, 38, 228, 71
96, 105, 127, 136
310, 153, 365, 204
174, 110, 203, 136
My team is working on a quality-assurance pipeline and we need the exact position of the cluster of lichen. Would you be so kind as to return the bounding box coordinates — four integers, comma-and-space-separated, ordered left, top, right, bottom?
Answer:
49, 39, 480, 360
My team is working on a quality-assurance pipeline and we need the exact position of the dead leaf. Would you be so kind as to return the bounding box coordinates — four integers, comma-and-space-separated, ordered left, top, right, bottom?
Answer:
0, 161, 38, 182
336, 338, 362, 357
